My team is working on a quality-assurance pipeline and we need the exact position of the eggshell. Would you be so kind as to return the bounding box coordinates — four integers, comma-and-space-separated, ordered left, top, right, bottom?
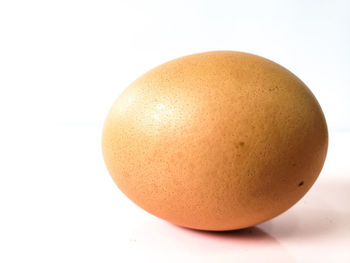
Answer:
102, 51, 328, 231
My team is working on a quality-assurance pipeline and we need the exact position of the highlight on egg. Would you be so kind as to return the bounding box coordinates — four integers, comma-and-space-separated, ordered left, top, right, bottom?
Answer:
102, 51, 328, 231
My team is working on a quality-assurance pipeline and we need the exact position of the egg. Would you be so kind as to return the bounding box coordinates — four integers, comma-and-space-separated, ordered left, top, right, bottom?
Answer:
102, 51, 328, 231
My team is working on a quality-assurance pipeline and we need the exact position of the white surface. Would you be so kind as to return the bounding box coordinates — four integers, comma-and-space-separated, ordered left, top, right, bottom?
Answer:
0, 125, 349, 263
1, 1, 350, 262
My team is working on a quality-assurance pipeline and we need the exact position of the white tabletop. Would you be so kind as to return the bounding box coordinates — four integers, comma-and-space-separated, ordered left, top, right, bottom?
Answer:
0, 124, 349, 263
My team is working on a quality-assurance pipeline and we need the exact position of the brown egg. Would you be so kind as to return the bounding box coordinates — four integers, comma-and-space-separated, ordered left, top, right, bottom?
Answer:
102, 51, 328, 231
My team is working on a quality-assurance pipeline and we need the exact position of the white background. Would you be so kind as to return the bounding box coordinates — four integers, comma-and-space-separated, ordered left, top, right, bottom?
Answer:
0, 1, 349, 262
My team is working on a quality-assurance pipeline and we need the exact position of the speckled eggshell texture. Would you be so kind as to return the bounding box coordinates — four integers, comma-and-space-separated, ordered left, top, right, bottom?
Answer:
102, 51, 328, 231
